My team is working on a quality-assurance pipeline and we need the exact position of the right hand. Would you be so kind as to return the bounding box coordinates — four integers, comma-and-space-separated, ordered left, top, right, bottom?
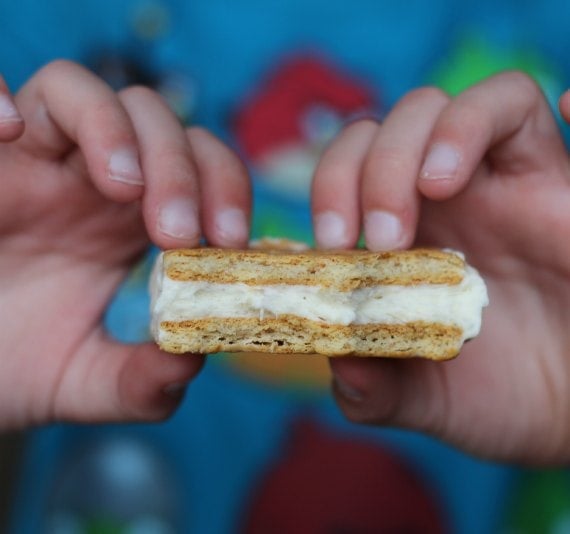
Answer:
312, 72, 570, 465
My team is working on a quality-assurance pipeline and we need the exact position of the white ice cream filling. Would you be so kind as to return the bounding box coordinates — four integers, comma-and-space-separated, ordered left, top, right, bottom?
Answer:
150, 257, 489, 343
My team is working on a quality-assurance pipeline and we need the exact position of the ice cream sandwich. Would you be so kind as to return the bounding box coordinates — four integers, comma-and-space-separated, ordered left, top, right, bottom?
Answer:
150, 246, 488, 361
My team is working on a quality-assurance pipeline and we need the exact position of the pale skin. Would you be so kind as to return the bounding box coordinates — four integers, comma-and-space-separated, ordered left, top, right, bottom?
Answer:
312, 72, 570, 465
0, 61, 251, 428
2, 63, 570, 465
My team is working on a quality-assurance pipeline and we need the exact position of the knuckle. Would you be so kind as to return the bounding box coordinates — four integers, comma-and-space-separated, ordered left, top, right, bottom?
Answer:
363, 145, 414, 182
38, 60, 88, 89
156, 145, 200, 187
209, 153, 242, 180
41, 59, 82, 77
80, 98, 127, 139
89, 96, 121, 119
459, 71, 543, 123
158, 143, 195, 171
186, 125, 211, 140
398, 86, 450, 109
119, 86, 175, 120
496, 70, 541, 98
341, 117, 379, 135
120, 84, 162, 103
314, 156, 352, 187
435, 100, 487, 141
492, 70, 545, 115
188, 126, 249, 177
456, 104, 487, 132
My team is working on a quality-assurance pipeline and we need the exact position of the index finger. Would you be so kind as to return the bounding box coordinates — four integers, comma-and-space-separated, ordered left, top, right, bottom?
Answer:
419, 71, 569, 200
14, 60, 144, 202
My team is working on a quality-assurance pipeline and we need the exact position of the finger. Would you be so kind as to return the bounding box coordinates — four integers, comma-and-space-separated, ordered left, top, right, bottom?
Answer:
419, 71, 568, 200
119, 86, 202, 249
311, 119, 378, 249
361, 88, 449, 251
329, 357, 447, 435
559, 89, 570, 124
187, 127, 252, 248
14, 60, 144, 202
51, 330, 205, 423
0, 75, 24, 140
329, 352, 569, 464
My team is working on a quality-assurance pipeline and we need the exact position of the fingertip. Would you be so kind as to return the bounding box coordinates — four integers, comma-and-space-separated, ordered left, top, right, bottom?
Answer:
311, 120, 377, 250
25, 62, 147, 201
329, 357, 402, 425
88, 143, 146, 204
155, 197, 202, 249
419, 143, 461, 181
118, 344, 205, 421
329, 357, 368, 403
417, 142, 466, 200
117, 88, 206, 248
0, 118, 25, 142
51, 336, 205, 424
417, 175, 459, 201
211, 207, 250, 248
107, 146, 144, 186
99, 145, 147, 203
313, 211, 356, 250
188, 127, 252, 249
0, 92, 25, 141
363, 210, 411, 252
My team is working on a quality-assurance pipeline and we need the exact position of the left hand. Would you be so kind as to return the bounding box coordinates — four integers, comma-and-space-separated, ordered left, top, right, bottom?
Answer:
0, 62, 251, 428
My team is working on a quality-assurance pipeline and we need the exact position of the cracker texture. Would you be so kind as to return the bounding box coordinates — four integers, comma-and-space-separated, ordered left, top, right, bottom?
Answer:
157, 316, 462, 361
162, 248, 465, 289
153, 246, 473, 360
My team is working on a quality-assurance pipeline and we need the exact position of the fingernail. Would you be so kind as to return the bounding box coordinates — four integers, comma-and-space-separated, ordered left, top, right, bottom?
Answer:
364, 210, 404, 251
332, 373, 364, 402
163, 382, 188, 398
0, 94, 23, 123
215, 208, 248, 245
108, 147, 144, 185
158, 198, 200, 241
314, 211, 348, 249
420, 143, 461, 180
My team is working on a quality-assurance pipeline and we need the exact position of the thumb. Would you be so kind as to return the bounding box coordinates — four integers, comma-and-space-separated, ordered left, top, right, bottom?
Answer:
328, 357, 449, 434
50, 328, 204, 423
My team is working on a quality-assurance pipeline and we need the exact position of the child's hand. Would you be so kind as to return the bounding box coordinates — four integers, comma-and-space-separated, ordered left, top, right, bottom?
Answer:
0, 75, 24, 140
312, 72, 570, 464
0, 62, 251, 428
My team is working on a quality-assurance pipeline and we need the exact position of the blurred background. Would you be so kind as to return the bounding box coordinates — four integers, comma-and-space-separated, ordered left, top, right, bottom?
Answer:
2, 0, 570, 532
